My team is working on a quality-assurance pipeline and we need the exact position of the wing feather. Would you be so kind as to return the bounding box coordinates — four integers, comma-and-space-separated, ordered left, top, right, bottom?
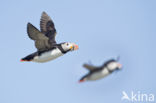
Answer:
83, 64, 97, 71
40, 12, 57, 44
27, 23, 50, 51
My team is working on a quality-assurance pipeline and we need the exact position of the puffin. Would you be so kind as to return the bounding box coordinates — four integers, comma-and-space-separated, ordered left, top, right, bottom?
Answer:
79, 58, 122, 82
21, 12, 78, 63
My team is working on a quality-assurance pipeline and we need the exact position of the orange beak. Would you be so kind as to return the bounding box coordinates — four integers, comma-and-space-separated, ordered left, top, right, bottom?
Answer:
73, 43, 79, 50
117, 63, 122, 69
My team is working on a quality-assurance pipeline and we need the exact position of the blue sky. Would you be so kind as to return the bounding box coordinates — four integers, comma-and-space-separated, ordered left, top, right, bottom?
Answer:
0, 0, 156, 103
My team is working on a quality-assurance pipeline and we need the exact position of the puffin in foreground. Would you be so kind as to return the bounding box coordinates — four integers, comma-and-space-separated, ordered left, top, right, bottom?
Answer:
21, 12, 78, 63
79, 58, 122, 82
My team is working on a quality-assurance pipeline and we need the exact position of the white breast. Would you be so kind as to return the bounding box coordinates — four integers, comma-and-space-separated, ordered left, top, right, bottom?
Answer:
89, 68, 110, 80
33, 48, 63, 63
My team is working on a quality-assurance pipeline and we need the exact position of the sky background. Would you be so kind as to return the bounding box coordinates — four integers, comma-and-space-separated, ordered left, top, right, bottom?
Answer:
0, 0, 156, 103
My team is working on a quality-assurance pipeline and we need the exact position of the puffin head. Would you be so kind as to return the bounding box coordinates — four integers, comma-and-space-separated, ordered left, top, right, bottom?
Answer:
61, 42, 79, 51
106, 60, 122, 71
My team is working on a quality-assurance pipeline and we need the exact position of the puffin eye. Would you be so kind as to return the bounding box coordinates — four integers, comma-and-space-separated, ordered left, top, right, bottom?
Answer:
67, 43, 69, 46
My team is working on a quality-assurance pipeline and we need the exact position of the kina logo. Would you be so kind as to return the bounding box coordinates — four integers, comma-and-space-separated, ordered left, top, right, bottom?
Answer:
121, 91, 154, 102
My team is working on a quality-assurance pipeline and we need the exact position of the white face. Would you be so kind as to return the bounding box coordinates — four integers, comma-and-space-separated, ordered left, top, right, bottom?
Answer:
61, 42, 79, 51
107, 62, 122, 71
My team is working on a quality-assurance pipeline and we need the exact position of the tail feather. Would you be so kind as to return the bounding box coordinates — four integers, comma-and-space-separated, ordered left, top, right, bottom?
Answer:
21, 52, 37, 62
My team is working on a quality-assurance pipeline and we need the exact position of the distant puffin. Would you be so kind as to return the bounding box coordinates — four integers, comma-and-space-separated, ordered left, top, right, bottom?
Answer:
21, 12, 78, 63
79, 58, 122, 82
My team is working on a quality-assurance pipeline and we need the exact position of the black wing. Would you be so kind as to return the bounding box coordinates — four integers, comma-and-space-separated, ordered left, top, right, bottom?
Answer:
27, 23, 51, 51
40, 12, 57, 45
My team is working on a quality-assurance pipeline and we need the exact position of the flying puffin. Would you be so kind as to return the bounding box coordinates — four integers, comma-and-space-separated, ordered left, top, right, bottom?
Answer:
79, 58, 122, 82
21, 12, 78, 63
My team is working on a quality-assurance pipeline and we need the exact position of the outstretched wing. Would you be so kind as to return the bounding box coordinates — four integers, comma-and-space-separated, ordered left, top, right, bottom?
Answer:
83, 64, 97, 71
27, 23, 51, 51
40, 12, 57, 45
